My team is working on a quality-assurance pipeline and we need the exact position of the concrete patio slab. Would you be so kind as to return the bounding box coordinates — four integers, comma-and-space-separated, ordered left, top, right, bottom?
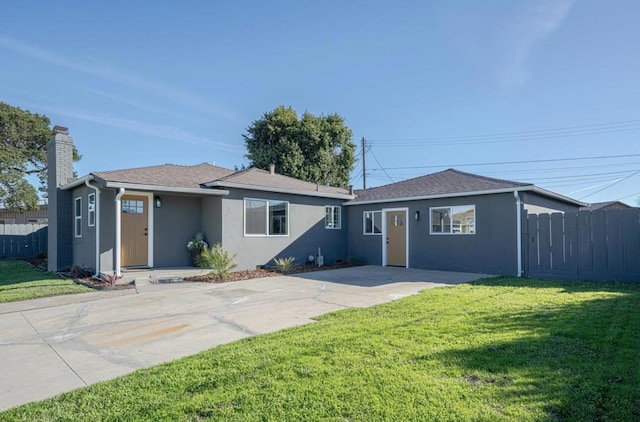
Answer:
0, 266, 493, 411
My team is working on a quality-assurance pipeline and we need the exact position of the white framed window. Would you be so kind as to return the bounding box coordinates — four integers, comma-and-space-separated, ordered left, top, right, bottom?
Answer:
74, 197, 82, 237
325, 206, 341, 229
430, 205, 475, 235
363, 211, 382, 235
244, 198, 289, 236
88, 193, 96, 227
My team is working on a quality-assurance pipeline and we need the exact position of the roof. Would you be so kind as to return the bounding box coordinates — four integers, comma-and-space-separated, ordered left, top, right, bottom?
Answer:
92, 163, 234, 188
581, 201, 632, 211
63, 163, 353, 199
348, 169, 530, 204
205, 167, 353, 199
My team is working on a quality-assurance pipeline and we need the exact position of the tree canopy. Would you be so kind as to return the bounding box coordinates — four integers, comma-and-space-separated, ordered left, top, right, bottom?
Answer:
243, 106, 356, 188
0, 102, 79, 211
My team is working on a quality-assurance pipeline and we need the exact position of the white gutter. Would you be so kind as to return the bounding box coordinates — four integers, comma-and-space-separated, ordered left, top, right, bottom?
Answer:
104, 182, 229, 196
85, 179, 101, 278
514, 191, 523, 277
204, 181, 354, 200
114, 187, 125, 277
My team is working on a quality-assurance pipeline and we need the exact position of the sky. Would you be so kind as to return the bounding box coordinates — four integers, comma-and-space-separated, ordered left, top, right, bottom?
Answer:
1, 0, 639, 205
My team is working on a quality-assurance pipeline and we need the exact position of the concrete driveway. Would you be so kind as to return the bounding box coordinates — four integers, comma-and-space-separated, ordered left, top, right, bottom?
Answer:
0, 266, 491, 411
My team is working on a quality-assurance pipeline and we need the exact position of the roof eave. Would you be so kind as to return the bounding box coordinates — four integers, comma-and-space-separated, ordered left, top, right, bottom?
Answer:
60, 175, 94, 190
104, 182, 229, 196
529, 186, 586, 207
345, 186, 536, 206
205, 181, 355, 200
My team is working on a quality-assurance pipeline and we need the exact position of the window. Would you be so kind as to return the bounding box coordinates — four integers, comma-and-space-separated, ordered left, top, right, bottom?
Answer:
122, 199, 144, 214
430, 205, 475, 235
244, 198, 289, 236
325, 206, 341, 229
75, 197, 82, 237
88, 193, 96, 227
363, 211, 382, 235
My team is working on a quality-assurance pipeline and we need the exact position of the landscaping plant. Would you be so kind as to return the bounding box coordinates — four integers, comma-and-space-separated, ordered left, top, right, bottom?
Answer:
274, 256, 296, 273
197, 243, 237, 280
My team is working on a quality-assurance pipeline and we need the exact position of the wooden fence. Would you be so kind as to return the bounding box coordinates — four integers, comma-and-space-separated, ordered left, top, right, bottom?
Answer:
0, 224, 48, 259
524, 209, 640, 282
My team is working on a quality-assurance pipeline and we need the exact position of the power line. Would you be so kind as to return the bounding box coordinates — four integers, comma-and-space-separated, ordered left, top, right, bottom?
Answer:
379, 153, 640, 171
578, 170, 640, 200
369, 119, 640, 145
369, 148, 394, 184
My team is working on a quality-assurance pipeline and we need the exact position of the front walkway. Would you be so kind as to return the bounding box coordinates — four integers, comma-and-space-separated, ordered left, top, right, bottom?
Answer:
0, 266, 493, 411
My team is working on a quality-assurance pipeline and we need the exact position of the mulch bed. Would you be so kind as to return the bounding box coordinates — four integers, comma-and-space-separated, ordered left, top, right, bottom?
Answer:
75, 277, 136, 290
184, 263, 357, 283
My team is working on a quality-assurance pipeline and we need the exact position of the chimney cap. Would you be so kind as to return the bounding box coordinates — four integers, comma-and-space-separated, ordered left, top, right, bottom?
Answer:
52, 126, 69, 135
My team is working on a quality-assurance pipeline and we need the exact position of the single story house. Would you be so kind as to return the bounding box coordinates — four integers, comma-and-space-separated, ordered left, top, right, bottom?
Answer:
580, 201, 633, 211
0, 205, 48, 225
47, 126, 584, 277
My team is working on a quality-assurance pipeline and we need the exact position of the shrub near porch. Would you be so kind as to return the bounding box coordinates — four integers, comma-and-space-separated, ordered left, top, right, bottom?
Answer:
3, 278, 639, 420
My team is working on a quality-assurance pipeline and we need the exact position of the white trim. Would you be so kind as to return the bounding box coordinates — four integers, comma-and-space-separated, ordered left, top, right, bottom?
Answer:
206, 180, 354, 200
429, 205, 476, 235
74, 197, 82, 238
85, 179, 100, 277
243, 198, 290, 237
324, 205, 341, 229
87, 192, 96, 227
514, 191, 523, 277
345, 185, 585, 207
114, 188, 125, 277
363, 210, 382, 235
381, 207, 409, 268
61, 175, 93, 190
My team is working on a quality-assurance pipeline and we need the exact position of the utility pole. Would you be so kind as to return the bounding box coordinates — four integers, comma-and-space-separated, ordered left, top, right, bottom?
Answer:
361, 137, 367, 189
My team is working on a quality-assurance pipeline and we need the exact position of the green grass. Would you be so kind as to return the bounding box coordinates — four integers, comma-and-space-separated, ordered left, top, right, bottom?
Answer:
0, 260, 92, 303
2, 278, 639, 421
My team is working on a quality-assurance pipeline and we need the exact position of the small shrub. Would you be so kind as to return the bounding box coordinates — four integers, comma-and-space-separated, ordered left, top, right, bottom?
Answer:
198, 243, 237, 281
274, 257, 296, 273
68, 265, 94, 279
98, 273, 121, 286
346, 256, 359, 266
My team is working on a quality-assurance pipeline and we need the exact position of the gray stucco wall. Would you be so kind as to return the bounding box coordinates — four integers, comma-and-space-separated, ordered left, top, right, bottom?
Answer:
99, 189, 116, 273
201, 197, 222, 246
346, 193, 520, 276
219, 189, 348, 270
70, 185, 97, 270
154, 194, 202, 267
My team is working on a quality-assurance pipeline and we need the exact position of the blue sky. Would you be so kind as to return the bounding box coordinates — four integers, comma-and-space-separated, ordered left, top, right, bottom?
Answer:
1, 1, 639, 205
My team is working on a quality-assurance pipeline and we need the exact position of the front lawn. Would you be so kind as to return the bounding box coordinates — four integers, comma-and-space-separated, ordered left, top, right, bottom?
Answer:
0, 260, 92, 303
3, 278, 639, 421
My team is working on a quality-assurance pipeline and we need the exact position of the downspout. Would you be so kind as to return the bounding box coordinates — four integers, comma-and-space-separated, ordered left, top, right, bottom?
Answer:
85, 178, 100, 278
514, 191, 523, 277
115, 187, 125, 277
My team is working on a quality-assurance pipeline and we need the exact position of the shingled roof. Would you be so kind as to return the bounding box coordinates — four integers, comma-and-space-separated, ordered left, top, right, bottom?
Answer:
92, 163, 235, 189
205, 167, 352, 198
349, 169, 532, 204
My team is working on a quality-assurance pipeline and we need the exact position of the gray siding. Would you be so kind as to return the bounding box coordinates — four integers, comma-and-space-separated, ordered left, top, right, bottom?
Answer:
154, 194, 202, 267
521, 191, 581, 214
99, 189, 116, 273
221, 189, 347, 270
346, 193, 520, 276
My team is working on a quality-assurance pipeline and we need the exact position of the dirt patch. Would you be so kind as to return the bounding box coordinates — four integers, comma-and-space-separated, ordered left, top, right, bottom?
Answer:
185, 263, 357, 283
23, 257, 48, 271
75, 277, 136, 290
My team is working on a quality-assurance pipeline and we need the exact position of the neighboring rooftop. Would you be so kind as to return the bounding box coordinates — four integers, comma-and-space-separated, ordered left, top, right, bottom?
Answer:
206, 167, 352, 197
92, 163, 235, 189
581, 201, 633, 211
349, 168, 532, 204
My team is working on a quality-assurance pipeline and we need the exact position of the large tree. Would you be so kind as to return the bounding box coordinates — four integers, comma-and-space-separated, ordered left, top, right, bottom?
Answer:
0, 102, 79, 211
244, 106, 356, 188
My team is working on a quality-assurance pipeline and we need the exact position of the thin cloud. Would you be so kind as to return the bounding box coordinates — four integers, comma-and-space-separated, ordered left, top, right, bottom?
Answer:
499, 0, 575, 87
0, 35, 243, 123
31, 103, 244, 154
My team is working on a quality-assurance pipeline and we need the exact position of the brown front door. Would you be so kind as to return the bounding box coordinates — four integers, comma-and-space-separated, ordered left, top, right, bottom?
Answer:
385, 210, 407, 267
121, 195, 148, 267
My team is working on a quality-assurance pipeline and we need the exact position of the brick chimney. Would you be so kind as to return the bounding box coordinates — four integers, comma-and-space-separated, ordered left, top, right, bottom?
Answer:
47, 126, 75, 271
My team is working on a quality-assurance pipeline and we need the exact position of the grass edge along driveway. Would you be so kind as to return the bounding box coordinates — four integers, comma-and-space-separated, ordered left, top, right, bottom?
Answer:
2, 277, 639, 421
0, 259, 92, 303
